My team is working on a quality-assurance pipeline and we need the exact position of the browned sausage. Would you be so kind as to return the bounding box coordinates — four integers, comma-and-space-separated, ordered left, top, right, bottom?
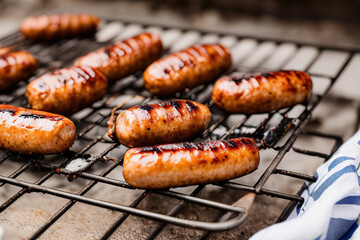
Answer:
0, 47, 38, 90
108, 100, 212, 147
75, 32, 163, 82
0, 47, 12, 55
143, 44, 231, 96
0, 104, 76, 154
26, 66, 107, 115
21, 14, 99, 41
212, 71, 313, 114
123, 138, 259, 189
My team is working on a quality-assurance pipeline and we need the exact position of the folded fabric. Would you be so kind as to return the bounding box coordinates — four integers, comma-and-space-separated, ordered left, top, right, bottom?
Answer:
251, 129, 360, 240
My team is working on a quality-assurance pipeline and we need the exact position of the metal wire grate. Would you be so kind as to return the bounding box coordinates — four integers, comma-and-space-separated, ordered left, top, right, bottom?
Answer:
0, 17, 358, 239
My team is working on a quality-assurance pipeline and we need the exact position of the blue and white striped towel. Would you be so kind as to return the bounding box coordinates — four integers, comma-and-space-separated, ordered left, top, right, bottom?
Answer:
251, 129, 360, 240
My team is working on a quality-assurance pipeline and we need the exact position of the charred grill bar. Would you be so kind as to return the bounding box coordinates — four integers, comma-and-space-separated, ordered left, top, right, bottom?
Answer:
0, 17, 358, 239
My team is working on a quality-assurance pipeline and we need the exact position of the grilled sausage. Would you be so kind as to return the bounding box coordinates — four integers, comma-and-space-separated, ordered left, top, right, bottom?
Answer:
108, 100, 212, 147
0, 104, 76, 154
0, 47, 12, 55
212, 71, 313, 114
26, 66, 107, 115
21, 14, 99, 41
0, 47, 38, 90
75, 32, 163, 82
143, 44, 231, 96
123, 138, 259, 189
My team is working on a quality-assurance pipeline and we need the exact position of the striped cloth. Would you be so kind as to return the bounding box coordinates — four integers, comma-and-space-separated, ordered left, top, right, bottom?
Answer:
251, 129, 360, 240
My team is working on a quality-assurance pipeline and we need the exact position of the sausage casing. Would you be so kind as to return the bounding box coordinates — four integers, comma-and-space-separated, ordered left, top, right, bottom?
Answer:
108, 100, 212, 147
0, 104, 76, 154
26, 66, 107, 115
123, 138, 259, 189
21, 14, 99, 41
0, 47, 12, 55
143, 44, 231, 96
0, 48, 38, 90
212, 71, 313, 114
75, 32, 163, 82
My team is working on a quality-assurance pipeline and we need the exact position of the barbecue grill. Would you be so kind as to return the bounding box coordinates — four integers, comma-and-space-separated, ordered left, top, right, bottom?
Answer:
0, 16, 359, 239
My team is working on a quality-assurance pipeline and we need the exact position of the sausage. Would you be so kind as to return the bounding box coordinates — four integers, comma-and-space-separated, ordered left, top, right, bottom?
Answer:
123, 138, 259, 189
108, 100, 212, 147
143, 44, 231, 96
21, 14, 99, 41
212, 71, 313, 114
0, 104, 76, 154
0, 47, 38, 90
75, 32, 163, 82
26, 66, 107, 115
0, 47, 12, 55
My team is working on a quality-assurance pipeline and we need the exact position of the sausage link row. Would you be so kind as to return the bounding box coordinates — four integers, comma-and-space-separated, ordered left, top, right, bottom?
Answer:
26, 66, 107, 115
212, 70, 313, 114
123, 138, 260, 189
143, 44, 231, 95
109, 100, 212, 147
0, 104, 76, 154
21, 14, 99, 41
0, 47, 38, 90
75, 32, 163, 82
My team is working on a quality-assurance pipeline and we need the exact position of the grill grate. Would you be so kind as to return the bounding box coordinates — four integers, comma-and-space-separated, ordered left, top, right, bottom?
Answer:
0, 17, 358, 239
